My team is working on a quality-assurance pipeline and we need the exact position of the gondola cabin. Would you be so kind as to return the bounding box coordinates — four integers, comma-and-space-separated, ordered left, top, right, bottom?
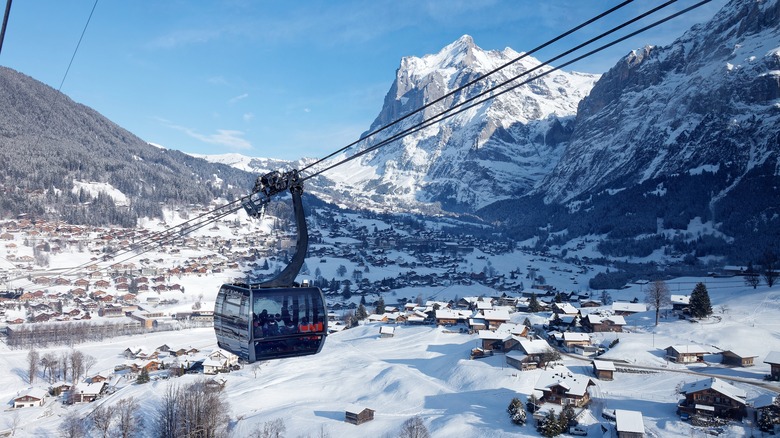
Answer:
214, 284, 327, 363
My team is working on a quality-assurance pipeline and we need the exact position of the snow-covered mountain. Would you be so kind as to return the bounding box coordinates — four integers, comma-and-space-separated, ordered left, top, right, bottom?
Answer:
319, 35, 600, 212
539, 0, 780, 203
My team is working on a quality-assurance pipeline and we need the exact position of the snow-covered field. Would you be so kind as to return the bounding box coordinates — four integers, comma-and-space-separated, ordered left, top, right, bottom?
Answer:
2, 276, 780, 437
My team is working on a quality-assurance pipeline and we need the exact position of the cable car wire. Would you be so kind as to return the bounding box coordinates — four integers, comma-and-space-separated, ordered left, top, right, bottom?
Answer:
303, 0, 710, 181
12, 0, 710, 289
298, 0, 638, 176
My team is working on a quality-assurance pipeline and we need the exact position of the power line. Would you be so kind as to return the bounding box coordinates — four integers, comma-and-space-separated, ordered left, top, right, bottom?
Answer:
57, 0, 99, 93
0, 0, 12, 55
304, 0, 711, 181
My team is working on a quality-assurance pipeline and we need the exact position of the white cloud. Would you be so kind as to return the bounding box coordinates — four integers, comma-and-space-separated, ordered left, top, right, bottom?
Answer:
167, 122, 252, 151
243, 113, 254, 122
229, 93, 249, 104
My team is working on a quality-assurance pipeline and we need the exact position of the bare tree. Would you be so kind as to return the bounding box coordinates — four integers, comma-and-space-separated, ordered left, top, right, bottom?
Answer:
27, 348, 40, 383
155, 383, 181, 438
60, 411, 87, 438
91, 403, 116, 438
155, 380, 230, 438
114, 397, 141, 438
40, 352, 58, 383
253, 418, 286, 438
60, 351, 70, 382
83, 353, 97, 378
745, 272, 761, 289
10, 411, 20, 436
70, 350, 85, 382
761, 250, 779, 287
399, 416, 430, 438
645, 280, 671, 326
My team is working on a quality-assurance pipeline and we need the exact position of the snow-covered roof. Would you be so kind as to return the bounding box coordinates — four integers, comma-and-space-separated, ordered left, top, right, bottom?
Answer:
483, 309, 510, 321
563, 332, 590, 342
592, 360, 616, 371
553, 302, 579, 314
680, 377, 746, 404
611, 302, 647, 313
615, 409, 644, 434
379, 326, 395, 335
478, 330, 510, 341
670, 294, 690, 305
764, 351, 780, 365
534, 366, 594, 397
584, 314, 626, 326
667, 345, 710, 355
518, 338, 550, 355
16, 387, 48, 401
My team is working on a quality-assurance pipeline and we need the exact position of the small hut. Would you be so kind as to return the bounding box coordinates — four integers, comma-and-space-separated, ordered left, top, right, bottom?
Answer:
345, 406, 375, 425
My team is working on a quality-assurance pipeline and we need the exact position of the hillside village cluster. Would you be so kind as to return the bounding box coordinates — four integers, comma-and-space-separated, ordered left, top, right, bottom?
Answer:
1, 211, 779, 437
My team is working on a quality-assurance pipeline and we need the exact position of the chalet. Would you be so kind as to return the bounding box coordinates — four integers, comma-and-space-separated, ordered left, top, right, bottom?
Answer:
721, 349, 757, 367
562, 332, 591, 352
478, 330, 513, 351
551, 302, 579, 316
506, 338, 552, 371
582, 314, 626, 333
534, 367, 595, 407
434, 308, 470, 326
611, 302, 646, 315
615, 409, 645, 438
209, 348, 239, 366
345, 406, 375, 425
764, 351, 780, 379
580, 299, 602, 308
670, 295, 690, 312
678, 377, 746, 420
482, 308, 511, 329
665, 345, 710, 363
203, 357, 228, 375
379, 326, 395, 338
72, 381, 107, 403
592, 360, 616, 380
13, 388, 48, 408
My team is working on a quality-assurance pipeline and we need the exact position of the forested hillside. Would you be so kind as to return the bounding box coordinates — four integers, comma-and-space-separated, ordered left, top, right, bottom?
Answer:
0, 67, 255, 226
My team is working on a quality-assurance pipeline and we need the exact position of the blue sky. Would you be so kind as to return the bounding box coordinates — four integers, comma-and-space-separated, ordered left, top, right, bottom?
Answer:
1, 0, 726, 161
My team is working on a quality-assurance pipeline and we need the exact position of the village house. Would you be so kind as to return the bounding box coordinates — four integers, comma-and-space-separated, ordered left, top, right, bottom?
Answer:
678, 377, 747, 420
72, 381, 107, 403
615, 409, 645, 438
764, 351, 780, 379
670, 294, 690, 313
534, 366, 595, 407
665, 345, 710, 363
611, 302, 647, 315
582, 314, 626, 333
13, 388, 48, 408
592, 360, 616, 381
721, 349, 757, 367
505, 338, 552, 371
562, 332, 591, 352
482, 308, 511, 330
379, 326, 395, 338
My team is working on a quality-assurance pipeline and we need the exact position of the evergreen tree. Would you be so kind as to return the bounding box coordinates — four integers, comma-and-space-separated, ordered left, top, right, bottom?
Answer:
506, 397, 526, 425
689, 282, 713, 318
538, 409, 563, 437
356, 304, 368, 321
528, 293, 541, 313
559, 404, 575, 430
342, 283, 352, 300
375, 297, 386, 315
136, 368, 150, 384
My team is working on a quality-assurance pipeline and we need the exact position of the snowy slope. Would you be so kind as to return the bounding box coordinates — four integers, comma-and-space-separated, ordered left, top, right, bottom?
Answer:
3, 278, 780, 437
540, 0, 780, 202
